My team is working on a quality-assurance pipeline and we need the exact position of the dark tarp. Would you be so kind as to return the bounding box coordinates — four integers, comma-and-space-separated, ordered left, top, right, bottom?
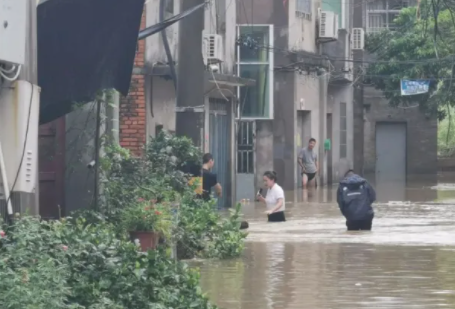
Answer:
137, 2, 205, 40
38, 0, 145, 124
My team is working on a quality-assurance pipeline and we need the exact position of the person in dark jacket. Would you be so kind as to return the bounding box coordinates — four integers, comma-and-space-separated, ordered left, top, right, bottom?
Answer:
337, 170, 376, 231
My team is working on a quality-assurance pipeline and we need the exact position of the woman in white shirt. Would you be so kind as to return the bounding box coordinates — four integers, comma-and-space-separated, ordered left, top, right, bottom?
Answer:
257, 171, 286, 222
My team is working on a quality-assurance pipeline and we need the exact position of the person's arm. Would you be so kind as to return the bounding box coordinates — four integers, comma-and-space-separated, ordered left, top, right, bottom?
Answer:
214, 183, 222, 197
366, 182, 376, 204
314, 153, 319, 173
336, 186, 345, 215
268, 198, 284, 214
212, 173, 222, 197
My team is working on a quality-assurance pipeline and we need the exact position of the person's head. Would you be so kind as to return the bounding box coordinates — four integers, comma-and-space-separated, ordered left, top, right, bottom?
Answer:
344, 169, 355, 177
203, 153, 214, 169
308, 138, 316, 149
263, 171, 278, 188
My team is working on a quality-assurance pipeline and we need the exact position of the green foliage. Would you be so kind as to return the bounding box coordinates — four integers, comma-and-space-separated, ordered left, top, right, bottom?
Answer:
121, 200, 173, 237
438, 107, 455, 154
99, 130, 247, 259
365, 1, 455, 119
174, 196, 247, 260
0, 216, 217, 309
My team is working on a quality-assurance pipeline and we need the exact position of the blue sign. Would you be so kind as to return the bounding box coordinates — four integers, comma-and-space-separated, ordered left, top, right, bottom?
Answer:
400, 80, 430, 96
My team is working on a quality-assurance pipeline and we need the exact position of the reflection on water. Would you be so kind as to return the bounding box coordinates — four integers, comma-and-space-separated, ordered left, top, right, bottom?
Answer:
194, 177, 455, 308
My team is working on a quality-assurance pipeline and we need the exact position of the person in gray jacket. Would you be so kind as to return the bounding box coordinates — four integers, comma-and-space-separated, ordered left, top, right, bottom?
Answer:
337, 170, 376, 231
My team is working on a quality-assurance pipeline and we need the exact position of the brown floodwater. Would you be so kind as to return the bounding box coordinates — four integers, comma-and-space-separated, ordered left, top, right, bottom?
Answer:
192, 176, 455, 308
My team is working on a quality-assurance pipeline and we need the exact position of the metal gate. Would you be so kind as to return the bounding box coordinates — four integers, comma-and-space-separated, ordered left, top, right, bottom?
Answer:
236, 120, 255, 201
209, 99, 229, 208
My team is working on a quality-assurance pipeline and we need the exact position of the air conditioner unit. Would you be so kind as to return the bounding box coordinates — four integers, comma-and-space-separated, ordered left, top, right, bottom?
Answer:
352, 28, 365, 50
319, 11, 338, 41
203, 34, 223, 63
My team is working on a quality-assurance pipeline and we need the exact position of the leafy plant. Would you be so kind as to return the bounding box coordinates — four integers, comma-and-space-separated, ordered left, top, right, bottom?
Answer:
0, 215, 218, 309
121, 199, 172, 236
99, 130, 247, 259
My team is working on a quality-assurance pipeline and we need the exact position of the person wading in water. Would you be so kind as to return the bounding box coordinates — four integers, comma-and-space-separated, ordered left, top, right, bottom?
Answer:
257, 171, 286, 222
201, 153, 249, 229
298, 138, 318, 189
337, 169, 376, 231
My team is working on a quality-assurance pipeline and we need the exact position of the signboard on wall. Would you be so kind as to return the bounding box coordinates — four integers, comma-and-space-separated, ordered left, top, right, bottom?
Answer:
400, 80, 430, 96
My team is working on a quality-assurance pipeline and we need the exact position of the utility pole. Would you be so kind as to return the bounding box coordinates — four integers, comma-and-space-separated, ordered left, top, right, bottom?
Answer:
176, 0, 205, 147
353, 0, 365, 175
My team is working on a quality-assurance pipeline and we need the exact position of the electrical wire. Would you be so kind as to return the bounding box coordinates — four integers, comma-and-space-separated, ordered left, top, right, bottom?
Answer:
160, 0, 177, 93
0, 64, 17, 74
5, 82, 34, 221
0, 65, 22, 82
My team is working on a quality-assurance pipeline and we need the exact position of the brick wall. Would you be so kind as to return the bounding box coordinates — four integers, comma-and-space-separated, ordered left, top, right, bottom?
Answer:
119, 9, 147, 156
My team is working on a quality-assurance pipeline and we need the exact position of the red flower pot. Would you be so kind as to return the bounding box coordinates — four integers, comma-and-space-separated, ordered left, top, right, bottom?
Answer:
129, 231, 159, 252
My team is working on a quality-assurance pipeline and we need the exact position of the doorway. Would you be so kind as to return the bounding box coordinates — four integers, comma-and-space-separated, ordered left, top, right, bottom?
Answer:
375, 122, 407, 201
297, 111, 311, 187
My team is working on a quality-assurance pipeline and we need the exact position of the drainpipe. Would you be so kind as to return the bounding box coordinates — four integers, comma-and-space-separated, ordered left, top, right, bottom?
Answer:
318, 68, 328, 186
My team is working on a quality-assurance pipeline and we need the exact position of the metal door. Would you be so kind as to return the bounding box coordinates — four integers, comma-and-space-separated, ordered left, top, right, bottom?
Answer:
236, 120, 255, 201
375, 122, 406, 201
209, 99, 229, 208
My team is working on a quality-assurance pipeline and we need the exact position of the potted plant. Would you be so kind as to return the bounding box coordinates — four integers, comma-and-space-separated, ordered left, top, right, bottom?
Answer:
122, 199, 172, 251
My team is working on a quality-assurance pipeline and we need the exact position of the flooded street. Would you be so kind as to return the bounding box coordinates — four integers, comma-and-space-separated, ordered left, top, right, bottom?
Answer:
193, 177, 455, 308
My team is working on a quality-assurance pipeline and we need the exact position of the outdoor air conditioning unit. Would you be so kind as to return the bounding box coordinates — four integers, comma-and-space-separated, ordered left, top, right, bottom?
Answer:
352, 28, 365, 50
319, 11, 338, 41
203, 34, 223, 64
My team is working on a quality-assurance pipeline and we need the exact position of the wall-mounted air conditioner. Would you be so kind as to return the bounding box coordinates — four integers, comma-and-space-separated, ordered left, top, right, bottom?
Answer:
203, 34, 224, 64
352, 28, 365, 50
319, 11, 339, 41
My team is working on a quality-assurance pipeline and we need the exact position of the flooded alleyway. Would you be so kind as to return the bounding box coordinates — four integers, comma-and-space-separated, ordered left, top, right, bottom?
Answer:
193, 176, 455, 308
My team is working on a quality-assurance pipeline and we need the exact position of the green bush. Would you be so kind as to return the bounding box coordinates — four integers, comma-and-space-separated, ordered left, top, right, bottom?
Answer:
0, 216, 217, 309
100, 131, 247, 259
174, 195, 247, 259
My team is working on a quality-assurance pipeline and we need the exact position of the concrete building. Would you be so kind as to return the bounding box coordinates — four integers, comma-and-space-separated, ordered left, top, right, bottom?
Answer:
235, 0, 355, 201
352, 0, 438, 199
119, 0, 254, 208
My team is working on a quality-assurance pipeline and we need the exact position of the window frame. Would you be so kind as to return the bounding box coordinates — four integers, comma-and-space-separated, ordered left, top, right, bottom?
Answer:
236, 24, 274, 120
339, 102, 347, 159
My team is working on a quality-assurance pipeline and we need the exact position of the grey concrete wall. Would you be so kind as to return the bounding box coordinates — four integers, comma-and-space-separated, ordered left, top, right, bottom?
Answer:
363, 87, 438, 176
328, 84, 354, 182
274, 72, 297, 191
146, 77, 176, 137
287, 0, 319, 53
145, 0, 180, 64
255, 120, 274, 192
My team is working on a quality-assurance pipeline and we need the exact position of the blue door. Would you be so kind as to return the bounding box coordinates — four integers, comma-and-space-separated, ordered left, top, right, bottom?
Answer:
209, 99, 229, 208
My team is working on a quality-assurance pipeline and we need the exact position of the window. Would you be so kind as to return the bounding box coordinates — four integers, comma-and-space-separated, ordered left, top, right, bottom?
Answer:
340, 102, 347, 158
236, 25, 274, 119
296, 0, 312, 20
366, 0, 412, 34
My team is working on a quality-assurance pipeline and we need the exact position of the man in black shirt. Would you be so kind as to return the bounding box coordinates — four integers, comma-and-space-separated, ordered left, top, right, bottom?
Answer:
202, 153, 222, 200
